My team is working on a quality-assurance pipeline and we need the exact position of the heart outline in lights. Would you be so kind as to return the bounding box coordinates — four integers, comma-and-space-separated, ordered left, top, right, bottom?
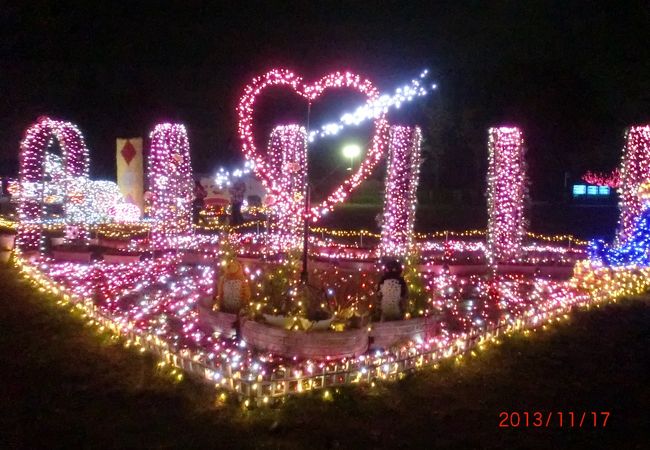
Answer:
237, 68, 388, 221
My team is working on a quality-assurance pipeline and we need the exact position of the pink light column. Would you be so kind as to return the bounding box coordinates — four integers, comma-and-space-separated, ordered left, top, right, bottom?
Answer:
486, 126, 527, 263
17, 117, 90, 251
148, 123, 193, 251
616, 125, 650, 243
265, 125, 307, 253
379, 126, 423, 257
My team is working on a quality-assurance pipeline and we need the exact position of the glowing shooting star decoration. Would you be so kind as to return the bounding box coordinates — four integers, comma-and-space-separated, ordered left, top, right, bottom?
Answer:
308, 69, 436, 142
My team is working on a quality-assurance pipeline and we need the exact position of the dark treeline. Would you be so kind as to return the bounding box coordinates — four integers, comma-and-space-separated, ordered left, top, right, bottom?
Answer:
0, 1, 648, 202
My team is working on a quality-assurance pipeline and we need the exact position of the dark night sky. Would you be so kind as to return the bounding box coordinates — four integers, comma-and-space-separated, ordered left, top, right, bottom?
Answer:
1, 0, 649, 199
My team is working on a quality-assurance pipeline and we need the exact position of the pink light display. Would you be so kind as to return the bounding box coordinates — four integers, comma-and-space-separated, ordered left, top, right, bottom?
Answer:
17, 116, 90, 251
265, 125, 307, 253
379, 126, 423, 257
486, 126, 527, 263
111, 202, 142, 222
148, 123, 193, 251
616, 125, 650, 242
582, 169, 620, 188
237, 68, 389, 221
17, 252, 597, 405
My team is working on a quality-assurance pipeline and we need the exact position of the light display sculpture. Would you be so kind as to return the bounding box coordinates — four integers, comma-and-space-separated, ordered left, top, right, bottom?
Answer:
590, 180, 650, 266
486, 126, 527, 263
17, 117, 90, 251
379, 126, 423, 257
237, 68, 389, 221
616, 125, 650, 243
265, 125, 307, 253
148, 123, 193, 251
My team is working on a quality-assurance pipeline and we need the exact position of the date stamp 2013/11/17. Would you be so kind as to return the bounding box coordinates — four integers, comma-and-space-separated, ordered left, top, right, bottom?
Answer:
499, 411, 610, 428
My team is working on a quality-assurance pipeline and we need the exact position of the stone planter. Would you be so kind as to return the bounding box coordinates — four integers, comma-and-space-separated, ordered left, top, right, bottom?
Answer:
103, 253, 141, 264
497, 264, 573, 279
98, 238, 129, 249
197, 297, 238, 338
262, 314, 295, 329
51, 237, 65, 247
262, 314, 334, 331
242, 319, 368, 359
0, 233, 15, 251
312, 258, 375, 272
181, 251, 217, 265
369, 316, 439, 350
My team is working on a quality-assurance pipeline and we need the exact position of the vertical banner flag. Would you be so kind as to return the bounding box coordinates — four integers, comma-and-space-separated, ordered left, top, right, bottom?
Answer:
116, 137, 144, 216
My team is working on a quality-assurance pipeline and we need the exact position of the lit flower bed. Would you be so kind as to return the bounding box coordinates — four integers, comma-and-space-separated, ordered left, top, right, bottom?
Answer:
15, 249, 601, 406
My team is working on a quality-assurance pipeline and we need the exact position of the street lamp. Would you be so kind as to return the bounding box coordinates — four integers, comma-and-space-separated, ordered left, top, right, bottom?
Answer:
342, 144, 361, 170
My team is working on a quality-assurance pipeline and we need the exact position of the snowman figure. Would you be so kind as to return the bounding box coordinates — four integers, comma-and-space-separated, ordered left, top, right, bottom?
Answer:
377, 259, 408, 321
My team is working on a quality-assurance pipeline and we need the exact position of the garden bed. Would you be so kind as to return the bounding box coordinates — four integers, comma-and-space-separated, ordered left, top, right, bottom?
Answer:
241, 319, 368, 359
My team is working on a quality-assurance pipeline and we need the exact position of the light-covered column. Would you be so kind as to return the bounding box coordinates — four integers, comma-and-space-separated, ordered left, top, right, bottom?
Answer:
265, 125, 307, 254
617, 125, 650, 243
486, 126, 527, 263
148, 123, 193, 251
379, 126, 423, 258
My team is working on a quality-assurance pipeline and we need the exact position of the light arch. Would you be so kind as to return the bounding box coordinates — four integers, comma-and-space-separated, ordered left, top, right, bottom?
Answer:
16, 116, 90, 251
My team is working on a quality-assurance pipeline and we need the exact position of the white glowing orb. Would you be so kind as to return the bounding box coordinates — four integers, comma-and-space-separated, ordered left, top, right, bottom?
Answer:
342, 144, 362, 159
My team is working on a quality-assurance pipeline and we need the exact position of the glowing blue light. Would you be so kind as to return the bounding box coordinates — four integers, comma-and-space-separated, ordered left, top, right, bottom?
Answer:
589, 207, 650, 266
573, 184, 587, 196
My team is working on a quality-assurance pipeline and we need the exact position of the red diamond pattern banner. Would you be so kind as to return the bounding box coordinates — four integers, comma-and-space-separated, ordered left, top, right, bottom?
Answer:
116, 138, 144, 216
120, 141, 137, 165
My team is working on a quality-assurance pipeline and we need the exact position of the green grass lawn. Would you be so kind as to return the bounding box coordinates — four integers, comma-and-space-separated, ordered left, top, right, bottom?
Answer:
0, 261, 648, 449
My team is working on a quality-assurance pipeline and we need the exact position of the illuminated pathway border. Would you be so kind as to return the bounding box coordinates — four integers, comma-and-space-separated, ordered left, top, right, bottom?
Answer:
14, 251, 640, 407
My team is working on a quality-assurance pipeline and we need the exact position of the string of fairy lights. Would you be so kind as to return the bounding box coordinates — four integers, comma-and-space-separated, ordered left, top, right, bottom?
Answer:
1, 214, 590, 249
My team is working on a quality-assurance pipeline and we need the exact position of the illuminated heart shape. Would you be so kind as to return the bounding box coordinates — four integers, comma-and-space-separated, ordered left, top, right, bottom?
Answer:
237, 68, 388, 220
